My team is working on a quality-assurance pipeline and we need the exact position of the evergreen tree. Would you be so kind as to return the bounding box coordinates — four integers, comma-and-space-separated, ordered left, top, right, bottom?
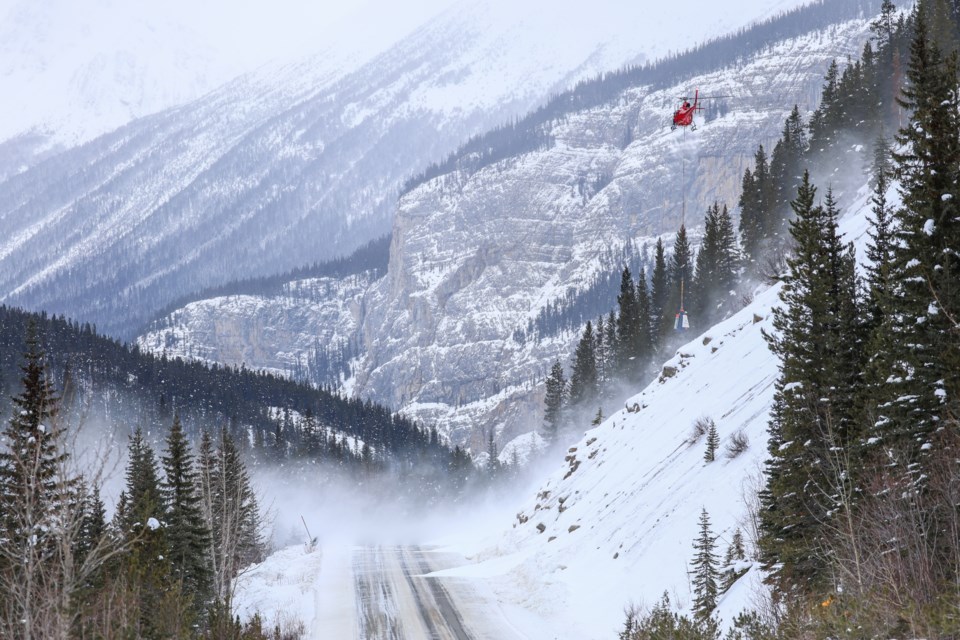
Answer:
74, 482, 107, 570
759, 173, 863, 596
116, 429, 185, 638
694, 202, 740, 325
543, 359, 567, 444
604, 310, 619, 383
616, 268, 642, 380
117, 428, 165, 533
704, 422, 719, 463
0, 327, 69, 543
870, 0, 898, 52
486, 430, 499, 477
635, 267, 654, 366
769, 106, 808, 243
594, 315, 608, 387
568, 321, 598, 406
874, 6, 960, 476
721, 528, 748, 592
739, 145, 771, 266
809, 59, 841, 146
208, 428, 264, 606
661, 225, 693, 336
690, 508, 720, 622
161, 414, 212, 614
864, 136, 896, 336
651, 238, 670, 322
0, 328, 75, 640
591, 407, 604, 426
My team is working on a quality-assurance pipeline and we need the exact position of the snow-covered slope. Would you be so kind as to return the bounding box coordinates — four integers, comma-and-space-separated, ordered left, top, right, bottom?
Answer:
232, 182, 880, 638
466, 181, 878, 637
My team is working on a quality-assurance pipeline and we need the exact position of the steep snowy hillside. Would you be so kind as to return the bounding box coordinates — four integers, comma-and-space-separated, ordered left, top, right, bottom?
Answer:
231, 182, 879, 638
1, 0, 808, 339
470, 181, 878, 637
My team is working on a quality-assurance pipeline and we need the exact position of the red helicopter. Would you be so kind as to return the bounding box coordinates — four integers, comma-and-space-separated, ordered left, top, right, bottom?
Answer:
670, 89, 731, 131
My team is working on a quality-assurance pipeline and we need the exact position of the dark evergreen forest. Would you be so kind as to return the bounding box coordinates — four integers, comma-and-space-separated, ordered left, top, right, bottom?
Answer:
0, 304, 466, 489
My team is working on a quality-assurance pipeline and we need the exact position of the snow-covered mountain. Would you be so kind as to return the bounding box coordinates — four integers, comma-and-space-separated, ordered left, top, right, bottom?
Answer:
139, 6, 875, 451
0, 0, 810, 339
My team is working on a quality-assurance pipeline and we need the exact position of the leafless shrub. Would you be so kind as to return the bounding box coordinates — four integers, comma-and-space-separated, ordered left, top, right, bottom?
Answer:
816, 416, 960, 639
726, 430, 750, 458
688, 416, 714, 446
271, 611, 307, 640
759, 245, 791, 285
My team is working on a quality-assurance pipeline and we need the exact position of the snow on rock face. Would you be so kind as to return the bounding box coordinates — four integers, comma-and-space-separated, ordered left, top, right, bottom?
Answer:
137, 273, 375, 382
352, 19, 872, 446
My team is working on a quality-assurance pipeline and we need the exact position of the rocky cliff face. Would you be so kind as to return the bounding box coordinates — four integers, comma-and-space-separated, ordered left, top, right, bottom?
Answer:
138, 273, 374, 383
139, 16, 875, 451
351, 19, 873, 447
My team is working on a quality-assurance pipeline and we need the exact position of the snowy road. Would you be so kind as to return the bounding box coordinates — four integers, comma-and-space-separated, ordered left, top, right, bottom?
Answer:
351, 545, 515, 639
237, 544, 536, 640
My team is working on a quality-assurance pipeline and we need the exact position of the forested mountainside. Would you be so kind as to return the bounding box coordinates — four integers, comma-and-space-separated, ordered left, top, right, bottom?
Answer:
0, 305, 469, 495
352, 12, 878, 448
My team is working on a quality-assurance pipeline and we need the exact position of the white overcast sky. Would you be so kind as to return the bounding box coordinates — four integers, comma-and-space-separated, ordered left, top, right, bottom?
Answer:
0, 0, 810, 143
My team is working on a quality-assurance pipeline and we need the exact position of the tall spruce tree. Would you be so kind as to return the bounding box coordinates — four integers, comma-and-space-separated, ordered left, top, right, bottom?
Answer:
809, 59, 841, 147
208, 428, 264, 606
739, 145, 772, 266
874, 5, 960, 474
635, 267, 654, 367
161, 415, 212, 614
694, 202, 739, 326
543, 359, 567, 444
116, 429, 187, 638
594, 315, 608, 387
769, 106, 808, 243
604, 310, 619, 381
0, 327, 75, 640
0, 328, 69, 539
661, 225, 693, 336
863, 136, 899, 417
651, 238, 670, 323
690, 508, 720, 623
616, 267, 642, 380
568, 321, 598, 406
759, 173, 863, 596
